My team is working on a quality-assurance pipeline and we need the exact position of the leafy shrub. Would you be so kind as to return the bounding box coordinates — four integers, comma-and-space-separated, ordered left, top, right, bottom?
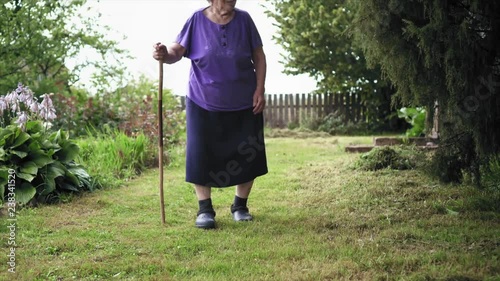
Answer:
51, 76, 186, 146
1, 84, 96, 205
0, 122, 97, 204
398, 107, 426, 137
299, 111, 323, 131
427, 132, 480, 184
98, 75, 186, 147
318, 111, 371, 135
355, 146, 425, 171
51, 90, 121, 137
287, 120, 300, 130
118, 91, 186, 147
317, 111, 344, 133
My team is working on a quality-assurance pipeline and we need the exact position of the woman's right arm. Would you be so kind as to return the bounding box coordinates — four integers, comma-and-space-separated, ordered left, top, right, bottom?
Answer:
153, 43, 186, 64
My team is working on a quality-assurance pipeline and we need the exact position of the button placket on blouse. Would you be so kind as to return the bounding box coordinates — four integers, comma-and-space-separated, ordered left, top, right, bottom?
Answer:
221, 25, 227, 47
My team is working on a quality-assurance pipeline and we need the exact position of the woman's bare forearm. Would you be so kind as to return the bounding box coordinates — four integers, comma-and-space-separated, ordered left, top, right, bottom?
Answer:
253, 47, 267, 93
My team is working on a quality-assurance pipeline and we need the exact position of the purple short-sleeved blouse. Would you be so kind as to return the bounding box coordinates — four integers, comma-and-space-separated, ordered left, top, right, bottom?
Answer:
175, 7, 263, 111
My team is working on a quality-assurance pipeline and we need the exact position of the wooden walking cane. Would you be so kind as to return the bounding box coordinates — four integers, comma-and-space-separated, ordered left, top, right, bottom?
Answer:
158, 61, 166, 225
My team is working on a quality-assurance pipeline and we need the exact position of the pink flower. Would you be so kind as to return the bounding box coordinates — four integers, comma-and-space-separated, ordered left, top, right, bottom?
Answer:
29, 101, 39, 114
39, 94, 57, 121
0, 97, 7, 115
5, 91, 19, 112
14, 111, 28, 129
15, 83, 24, 94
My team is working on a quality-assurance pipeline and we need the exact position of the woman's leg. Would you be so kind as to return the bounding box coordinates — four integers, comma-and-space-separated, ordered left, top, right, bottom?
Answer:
194, 185, 216, 229
195, 184, 211, 200
232, 180, 254, 221
236, 180, 253, 198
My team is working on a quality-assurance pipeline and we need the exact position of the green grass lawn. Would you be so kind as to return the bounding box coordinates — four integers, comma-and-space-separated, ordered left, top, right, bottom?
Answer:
1, 136, 499, 280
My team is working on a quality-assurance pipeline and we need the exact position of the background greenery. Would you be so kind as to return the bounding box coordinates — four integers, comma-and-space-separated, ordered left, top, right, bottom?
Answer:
350, 0, 500, 185
265, 0, 500, 187
265, 0, 402, 132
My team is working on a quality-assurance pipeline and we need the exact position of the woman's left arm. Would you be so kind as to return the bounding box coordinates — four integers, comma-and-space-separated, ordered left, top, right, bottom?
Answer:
252, 46, 267, 114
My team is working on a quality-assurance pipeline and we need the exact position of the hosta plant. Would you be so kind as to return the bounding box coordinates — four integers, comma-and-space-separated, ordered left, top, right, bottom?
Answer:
0, 84, 97, 204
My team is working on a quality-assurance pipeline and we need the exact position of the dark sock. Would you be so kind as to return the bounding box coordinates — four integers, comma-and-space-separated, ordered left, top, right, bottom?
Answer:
231, 196, 248, 213
198, 198, 215, 216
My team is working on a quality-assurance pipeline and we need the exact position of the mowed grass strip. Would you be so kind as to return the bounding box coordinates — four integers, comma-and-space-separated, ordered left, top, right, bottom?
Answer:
1, 136, 499, 281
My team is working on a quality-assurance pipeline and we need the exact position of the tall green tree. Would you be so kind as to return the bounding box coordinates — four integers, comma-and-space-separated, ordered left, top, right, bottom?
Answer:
351, 0, 500, 184
0, 0, 129, 95
265, 0, 398, 129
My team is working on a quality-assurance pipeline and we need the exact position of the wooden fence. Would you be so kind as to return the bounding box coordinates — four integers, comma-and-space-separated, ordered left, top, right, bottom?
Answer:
263, 93, 365, 128
178, 93, 365, 128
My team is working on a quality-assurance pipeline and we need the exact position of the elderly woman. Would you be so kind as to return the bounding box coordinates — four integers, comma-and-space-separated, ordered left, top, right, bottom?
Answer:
153, 0, 268, 229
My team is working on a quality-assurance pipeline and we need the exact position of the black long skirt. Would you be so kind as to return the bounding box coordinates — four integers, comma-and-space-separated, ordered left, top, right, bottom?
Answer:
185, 97, 268, 187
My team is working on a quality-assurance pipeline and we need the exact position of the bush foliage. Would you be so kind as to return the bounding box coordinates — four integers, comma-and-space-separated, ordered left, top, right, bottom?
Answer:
0, 80, 174, 205
352, 0, 500, 186
397, 107, 426, 137
0, 121, 97, 204
1, 84, 96, 204
52, 75, 186, 146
